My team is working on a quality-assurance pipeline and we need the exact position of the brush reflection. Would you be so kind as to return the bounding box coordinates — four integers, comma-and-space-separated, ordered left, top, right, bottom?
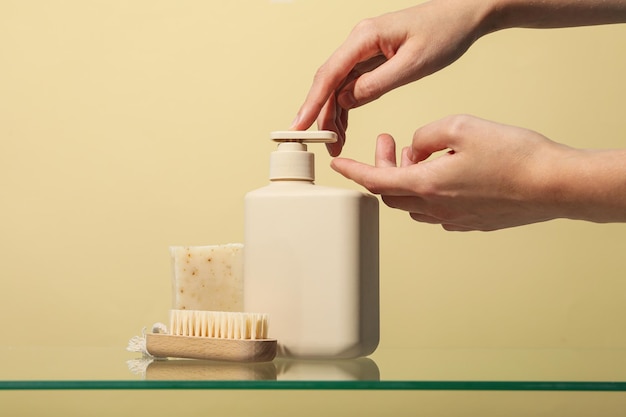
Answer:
138, 357, 379, 381
144, 359, 277, 380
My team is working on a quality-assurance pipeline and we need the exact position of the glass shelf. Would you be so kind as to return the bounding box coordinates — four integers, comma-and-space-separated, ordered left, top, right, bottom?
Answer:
2, 346, 626, 391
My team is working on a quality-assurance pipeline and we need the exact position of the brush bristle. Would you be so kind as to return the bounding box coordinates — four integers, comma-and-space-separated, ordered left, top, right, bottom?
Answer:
169, 309, 269, 340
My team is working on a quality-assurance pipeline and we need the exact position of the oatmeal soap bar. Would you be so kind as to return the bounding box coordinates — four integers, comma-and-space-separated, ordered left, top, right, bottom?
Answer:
170, 244, 243, 311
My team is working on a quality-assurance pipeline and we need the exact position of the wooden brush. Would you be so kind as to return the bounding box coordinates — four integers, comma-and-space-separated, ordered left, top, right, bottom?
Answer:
146, 310, 277, 362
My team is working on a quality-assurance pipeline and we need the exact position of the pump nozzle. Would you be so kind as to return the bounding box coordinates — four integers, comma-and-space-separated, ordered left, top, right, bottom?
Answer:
268, 131, 337, 181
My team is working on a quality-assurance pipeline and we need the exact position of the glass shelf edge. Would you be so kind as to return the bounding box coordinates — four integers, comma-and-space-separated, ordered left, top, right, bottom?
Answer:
2, 380, 626, 391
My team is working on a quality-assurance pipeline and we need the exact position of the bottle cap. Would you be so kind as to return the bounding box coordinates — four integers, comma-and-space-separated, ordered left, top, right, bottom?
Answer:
268, 131, 337, 181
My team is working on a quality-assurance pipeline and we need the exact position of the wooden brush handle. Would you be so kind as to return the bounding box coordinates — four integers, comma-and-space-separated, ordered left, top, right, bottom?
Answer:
146, 333, 277, 362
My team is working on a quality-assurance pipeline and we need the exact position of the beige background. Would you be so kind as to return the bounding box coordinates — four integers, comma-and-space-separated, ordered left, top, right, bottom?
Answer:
1, 0, 625, 415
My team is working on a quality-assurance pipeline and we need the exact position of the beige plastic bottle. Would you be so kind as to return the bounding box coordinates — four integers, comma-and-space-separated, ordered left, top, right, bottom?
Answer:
244, 131, 379, 359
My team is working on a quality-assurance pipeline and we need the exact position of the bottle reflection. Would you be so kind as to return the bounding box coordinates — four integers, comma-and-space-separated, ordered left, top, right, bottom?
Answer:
274, 357, 379, 381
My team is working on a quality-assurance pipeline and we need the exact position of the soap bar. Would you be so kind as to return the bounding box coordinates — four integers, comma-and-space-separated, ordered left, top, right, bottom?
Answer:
170, 244, 243, 311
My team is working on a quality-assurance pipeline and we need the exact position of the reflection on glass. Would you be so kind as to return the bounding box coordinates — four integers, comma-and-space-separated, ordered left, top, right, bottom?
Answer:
275, 357, 380, 381
130, 358, 277, 381
127, 356, 379, 382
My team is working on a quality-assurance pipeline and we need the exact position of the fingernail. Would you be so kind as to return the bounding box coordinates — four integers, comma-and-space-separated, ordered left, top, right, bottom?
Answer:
338, 91, 356, 109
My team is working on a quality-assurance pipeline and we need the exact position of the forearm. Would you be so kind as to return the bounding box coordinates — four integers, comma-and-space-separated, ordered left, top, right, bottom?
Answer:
480, 0, 626, 34
543, 148, 626, 223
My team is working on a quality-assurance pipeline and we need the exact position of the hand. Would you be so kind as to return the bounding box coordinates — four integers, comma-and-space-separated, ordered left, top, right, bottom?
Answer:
331, 115, 577, 231
291, 0, 493, 156
290, 0, 626, 156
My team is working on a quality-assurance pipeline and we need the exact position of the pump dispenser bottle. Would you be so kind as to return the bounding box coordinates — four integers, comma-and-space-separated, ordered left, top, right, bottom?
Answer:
244, 131, 379, 359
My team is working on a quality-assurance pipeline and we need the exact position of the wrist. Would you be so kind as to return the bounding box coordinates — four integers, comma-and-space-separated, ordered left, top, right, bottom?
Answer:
479, 0, 538, 34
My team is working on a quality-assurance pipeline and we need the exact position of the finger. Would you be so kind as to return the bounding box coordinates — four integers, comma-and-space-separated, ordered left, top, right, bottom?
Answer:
339, 46, 422, 109
409, 212, 444, 225
336, 105, 348, 144
292, 38, 385, 131
407, 120, 459, 163
339, 105, 349, 136
331, 157, 411, 196
317, 91, 338, 132
400, 146, 415, 167
412, 212, 477, 232
325, 130, 346, 157
441, 224, 473, 232
317, 94, 345, 156
374, 134, 397, 168
320, 75, 354, 156
336, 55, 387, 109
382, 195, 425, 212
